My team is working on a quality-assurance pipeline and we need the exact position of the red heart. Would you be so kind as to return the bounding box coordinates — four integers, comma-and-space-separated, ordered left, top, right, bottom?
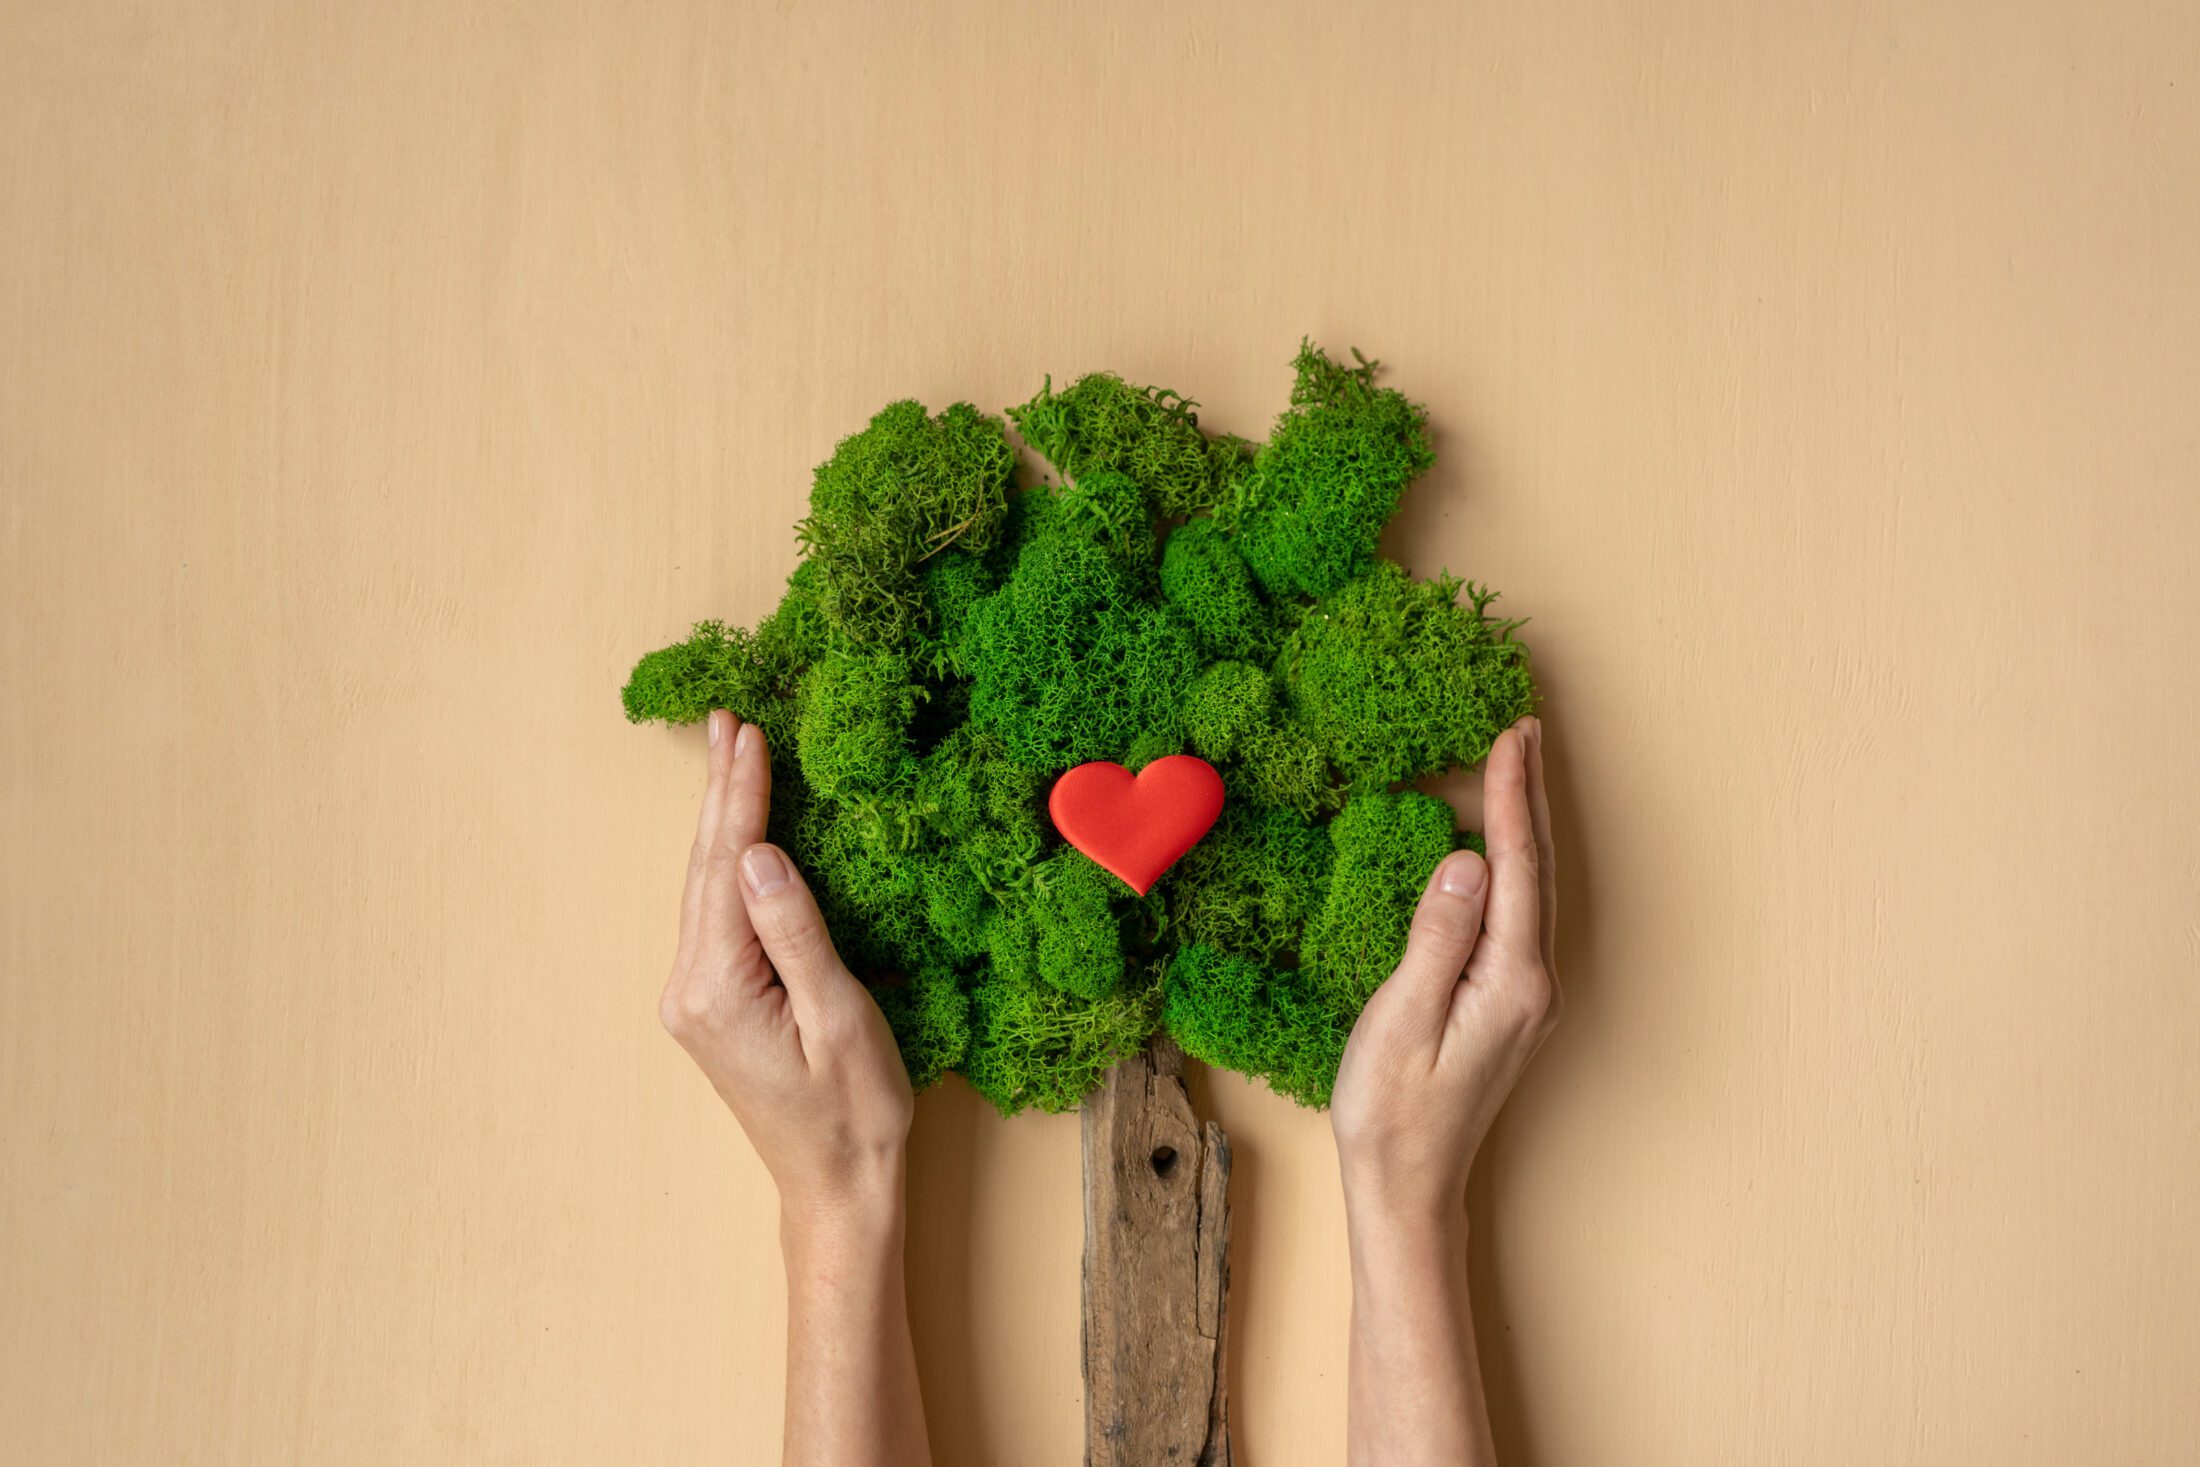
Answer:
1048, 755, 1225, 896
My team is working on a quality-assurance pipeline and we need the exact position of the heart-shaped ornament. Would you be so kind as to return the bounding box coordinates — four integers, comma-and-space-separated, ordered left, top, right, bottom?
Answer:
1047, 754, 1225, 895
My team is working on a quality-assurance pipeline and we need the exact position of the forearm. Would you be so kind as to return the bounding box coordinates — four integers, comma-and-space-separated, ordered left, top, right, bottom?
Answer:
1343, 1196, 1495, 1467
779, 1165, 931, 1467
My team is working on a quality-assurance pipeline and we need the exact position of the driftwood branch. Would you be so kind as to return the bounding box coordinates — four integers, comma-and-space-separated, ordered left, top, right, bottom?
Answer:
1081, 1035, 1232, 1466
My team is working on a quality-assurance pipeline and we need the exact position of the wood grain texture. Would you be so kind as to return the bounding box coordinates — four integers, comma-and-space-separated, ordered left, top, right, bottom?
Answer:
4, 1, 2199, 1463
1080, 1039, 1231, 1467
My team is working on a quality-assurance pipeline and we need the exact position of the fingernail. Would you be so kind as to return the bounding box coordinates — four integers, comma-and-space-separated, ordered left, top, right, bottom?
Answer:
1438, 851, 1486, 898
740, 845, 790, 895
733, 722, 754, 759
707, 711, 724, 746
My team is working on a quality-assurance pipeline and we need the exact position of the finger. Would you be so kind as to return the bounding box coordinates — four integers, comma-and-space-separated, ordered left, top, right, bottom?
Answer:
673, 710, 737, 971
698, 721, 775, 991
1475, 724, 1542, 969
1377, 849, 1490, 1028
1522, 717, 1559, 985
737, 842, 858, 1041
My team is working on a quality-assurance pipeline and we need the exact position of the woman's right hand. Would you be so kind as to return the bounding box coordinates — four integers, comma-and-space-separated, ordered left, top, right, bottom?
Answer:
1329, 716, 1560, 1229
1327, 716, 1558, 1467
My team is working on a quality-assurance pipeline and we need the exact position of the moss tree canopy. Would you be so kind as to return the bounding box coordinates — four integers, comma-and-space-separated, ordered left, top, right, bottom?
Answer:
622, 343, 1534, 1113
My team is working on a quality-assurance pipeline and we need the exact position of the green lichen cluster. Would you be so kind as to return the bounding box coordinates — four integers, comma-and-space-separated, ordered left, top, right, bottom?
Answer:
623, 343, 1534, 1113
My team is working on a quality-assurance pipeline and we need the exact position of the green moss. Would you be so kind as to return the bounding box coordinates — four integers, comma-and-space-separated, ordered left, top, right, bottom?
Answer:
620, 562, 832, 748
1164, 946, 1352, 1108
1229, 721, 1332, 817
910, 726, 1045, 874
796, 647, 920, 801
1121, 727, 1182, 771
1180, 660, 1273, 763
1231, 342, 1435, 598
1009, 372, 1251, 518
799, 399, 1018, 644
912, 550, 1001, 678
1281, 562, 1534, 788
873, 969, 970, 1091
622, 343, 1533, 1113
1301, 790, 1464, 1007
987, 851, 1129, 1001
963, 970, 1159, 1115
1161, 517, 1277, 663
961, 511, 1201, 772
1162, 804, 1331, 962
797, 796, 940, 977
1055, 467, 1159, 571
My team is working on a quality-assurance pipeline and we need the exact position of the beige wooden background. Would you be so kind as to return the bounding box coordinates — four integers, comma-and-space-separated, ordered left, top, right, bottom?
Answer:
5, 2, 2198, 1462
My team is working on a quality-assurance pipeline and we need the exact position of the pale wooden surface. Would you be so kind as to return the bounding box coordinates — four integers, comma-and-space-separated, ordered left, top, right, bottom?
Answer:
4, 2, 2198, 1463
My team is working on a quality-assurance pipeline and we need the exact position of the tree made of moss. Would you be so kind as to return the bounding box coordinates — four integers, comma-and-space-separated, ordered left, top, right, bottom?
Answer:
623, 343, 1534, 1113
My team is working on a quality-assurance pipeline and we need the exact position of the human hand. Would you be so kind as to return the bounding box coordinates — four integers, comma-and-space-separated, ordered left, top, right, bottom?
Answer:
658, 710, 933, 1465
657, 710, 915, 1236
1329, 716, 1559, 1230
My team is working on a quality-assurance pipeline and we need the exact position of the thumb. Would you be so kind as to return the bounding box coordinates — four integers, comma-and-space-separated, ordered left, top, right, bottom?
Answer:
737, 843, 854, 1016
1377, 850, 1491, 1029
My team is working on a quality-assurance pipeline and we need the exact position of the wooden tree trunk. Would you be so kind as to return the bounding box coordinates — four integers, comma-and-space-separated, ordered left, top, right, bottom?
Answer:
1081, 1035, 1232, 1466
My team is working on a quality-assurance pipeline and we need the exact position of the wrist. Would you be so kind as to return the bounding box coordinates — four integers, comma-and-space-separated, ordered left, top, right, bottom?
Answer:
1344, 1200, 1471, 1322
1345, 1193, 1467, 1256
777, 1146, 907, 1259
1338, 1144, 1465, 1216
1339, 1163, 1468, 1267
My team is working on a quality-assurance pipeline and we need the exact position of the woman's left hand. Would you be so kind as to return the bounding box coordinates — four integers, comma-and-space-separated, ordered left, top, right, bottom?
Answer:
656, 709, 914, 1232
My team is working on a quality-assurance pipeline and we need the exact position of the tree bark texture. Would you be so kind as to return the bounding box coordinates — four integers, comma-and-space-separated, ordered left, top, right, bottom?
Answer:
1081, 1035, 1232, 1466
